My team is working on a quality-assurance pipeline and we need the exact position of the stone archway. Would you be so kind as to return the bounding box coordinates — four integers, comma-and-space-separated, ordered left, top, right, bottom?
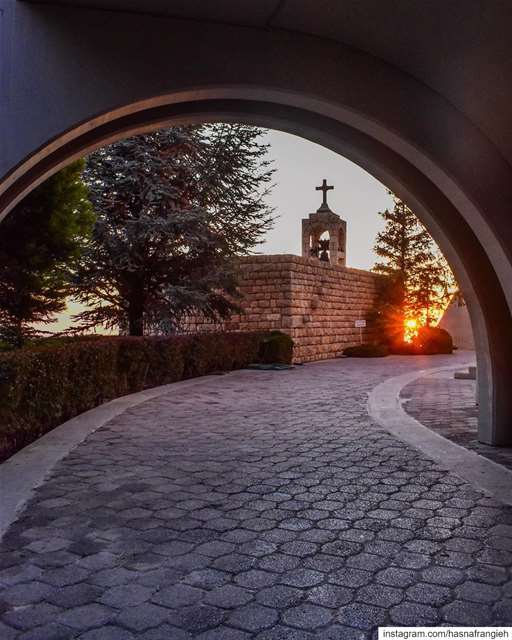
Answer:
2, 3, 512, 446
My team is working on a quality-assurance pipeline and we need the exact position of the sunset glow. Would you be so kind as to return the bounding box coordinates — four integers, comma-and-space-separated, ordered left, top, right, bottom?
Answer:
404, 317, 419, 342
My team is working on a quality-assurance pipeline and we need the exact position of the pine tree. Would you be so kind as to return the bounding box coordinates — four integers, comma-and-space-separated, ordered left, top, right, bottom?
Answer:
372, 192, 456, 342
0, 160, 94, 347
71, 125, 275, 335
409, 255, 455, 327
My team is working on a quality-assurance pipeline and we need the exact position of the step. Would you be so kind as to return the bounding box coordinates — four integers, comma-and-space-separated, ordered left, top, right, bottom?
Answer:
454, 365, 477, 380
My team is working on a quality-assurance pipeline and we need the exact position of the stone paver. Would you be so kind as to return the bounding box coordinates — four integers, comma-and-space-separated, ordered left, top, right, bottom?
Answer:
1, 353, 512, 638
401, 367, 512, 469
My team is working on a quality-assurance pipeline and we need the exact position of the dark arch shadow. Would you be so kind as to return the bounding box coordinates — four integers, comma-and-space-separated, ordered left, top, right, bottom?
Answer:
1, 97, 511, 446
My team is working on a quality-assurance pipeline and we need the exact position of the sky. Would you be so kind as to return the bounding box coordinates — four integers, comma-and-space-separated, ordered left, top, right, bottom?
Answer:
260, 130, 392, 269
45, 129, 393, 332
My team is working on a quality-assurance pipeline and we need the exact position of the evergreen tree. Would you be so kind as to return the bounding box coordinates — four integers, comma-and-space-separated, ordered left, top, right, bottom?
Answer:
372, 192, 456, 342
409, 255, 455, 327
0, 160, 94, 347
72, 125, 275, 335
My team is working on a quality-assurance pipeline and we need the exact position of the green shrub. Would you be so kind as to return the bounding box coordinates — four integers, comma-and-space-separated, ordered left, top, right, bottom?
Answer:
388, 327, 454, 355
258, 331, 294, 364
183, 332, 263, 377
0, 340, 13, 352
342, 343, 389, 358
389, 342, 418, 355
413, 326, 453, 354
0, 340, 120, 462
0, 331, 275, 462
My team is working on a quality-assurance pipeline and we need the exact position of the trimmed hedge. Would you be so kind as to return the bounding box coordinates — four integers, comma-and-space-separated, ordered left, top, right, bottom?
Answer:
342, 343, 389, 358
391, 327, 454, 355
0, 331, 292, 462
343, 327, 454, 358
258, 331, 294, 365
414, 326, 453, 354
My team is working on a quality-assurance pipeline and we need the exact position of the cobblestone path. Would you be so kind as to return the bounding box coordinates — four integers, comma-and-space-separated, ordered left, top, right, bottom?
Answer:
402, 368, 512, 472
1, 354, 512, 639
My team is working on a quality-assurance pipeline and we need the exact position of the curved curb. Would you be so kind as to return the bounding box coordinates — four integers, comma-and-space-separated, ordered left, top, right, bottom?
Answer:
0, 372, 236, 540
368, 362, 512, 506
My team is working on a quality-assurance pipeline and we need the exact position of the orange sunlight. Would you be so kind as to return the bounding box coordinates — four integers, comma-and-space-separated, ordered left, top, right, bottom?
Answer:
404, 317, 418, 342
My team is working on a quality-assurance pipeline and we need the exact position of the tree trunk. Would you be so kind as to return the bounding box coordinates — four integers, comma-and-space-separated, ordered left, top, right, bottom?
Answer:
127, 293, 144, 336
14, 318, 24, 349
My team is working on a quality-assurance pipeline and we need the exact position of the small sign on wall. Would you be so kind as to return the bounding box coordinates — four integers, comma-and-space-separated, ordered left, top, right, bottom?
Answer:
355, 318, 366, 344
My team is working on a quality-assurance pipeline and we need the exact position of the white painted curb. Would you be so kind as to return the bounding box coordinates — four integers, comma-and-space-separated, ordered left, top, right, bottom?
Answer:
0, 372, 236, 540
368, 362, 512, 506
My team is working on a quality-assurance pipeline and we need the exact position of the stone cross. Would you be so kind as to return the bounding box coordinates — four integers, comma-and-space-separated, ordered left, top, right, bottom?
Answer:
316, 179, 334, 210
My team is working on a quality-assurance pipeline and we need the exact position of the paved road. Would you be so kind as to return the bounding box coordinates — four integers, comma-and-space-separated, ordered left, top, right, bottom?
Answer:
1, 353, 511, 639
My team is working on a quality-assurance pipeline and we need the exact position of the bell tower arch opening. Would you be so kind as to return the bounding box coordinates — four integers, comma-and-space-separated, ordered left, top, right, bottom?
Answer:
302, 180, 347, 266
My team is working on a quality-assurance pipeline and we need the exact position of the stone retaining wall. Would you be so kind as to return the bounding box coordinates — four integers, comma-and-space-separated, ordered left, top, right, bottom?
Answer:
185, 255, 381, 362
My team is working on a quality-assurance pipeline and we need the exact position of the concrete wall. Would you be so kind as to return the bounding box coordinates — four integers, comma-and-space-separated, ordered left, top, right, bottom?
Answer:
185, 255, 379, 362
439, 300, 476, 351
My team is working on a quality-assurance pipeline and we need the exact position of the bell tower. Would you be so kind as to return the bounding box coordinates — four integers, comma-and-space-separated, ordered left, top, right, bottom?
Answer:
301, 180, 347, 266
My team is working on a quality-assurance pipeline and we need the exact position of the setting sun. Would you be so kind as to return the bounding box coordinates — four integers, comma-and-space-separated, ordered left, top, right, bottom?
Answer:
404, 317, 419, 342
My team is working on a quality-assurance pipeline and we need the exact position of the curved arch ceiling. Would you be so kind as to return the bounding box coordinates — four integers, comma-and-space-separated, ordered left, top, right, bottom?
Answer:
25, 0, 512, 167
